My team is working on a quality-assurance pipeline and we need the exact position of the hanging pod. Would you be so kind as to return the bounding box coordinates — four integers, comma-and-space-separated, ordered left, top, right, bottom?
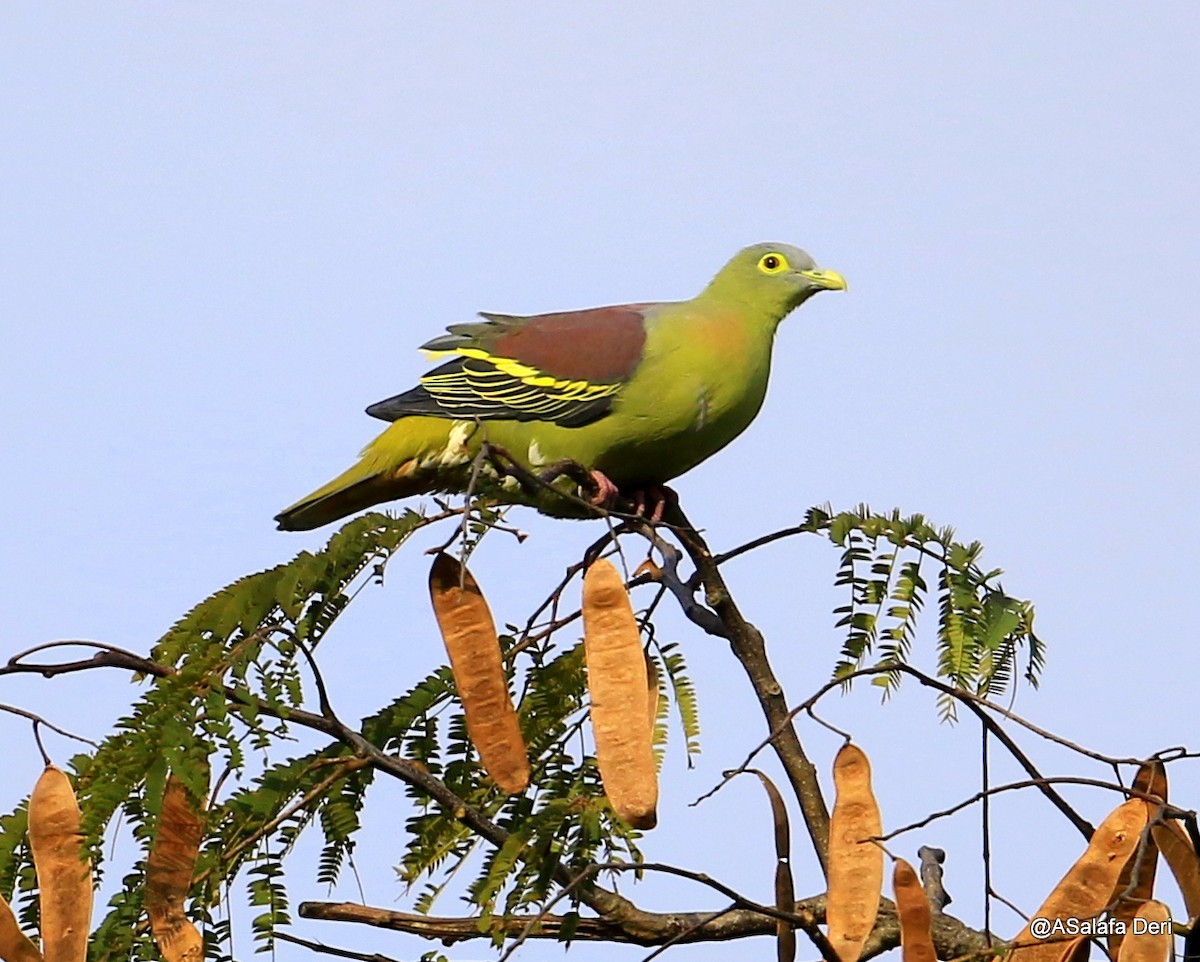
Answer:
1010, 798, 1148, 962
582, 558, 658, 829
146, 773, 207, 962
429, 553, 530, 794
826, 743, 883, 962
28, 765, 92, 962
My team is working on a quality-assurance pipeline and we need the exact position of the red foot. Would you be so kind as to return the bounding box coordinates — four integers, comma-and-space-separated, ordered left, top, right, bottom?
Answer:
587, 470, 621, 508
616, 484, 679, 521
587, 473, 677, 522
634, 484, 678, 522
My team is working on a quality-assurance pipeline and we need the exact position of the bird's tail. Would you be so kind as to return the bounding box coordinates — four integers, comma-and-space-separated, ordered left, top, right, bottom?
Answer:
273, 465, 424, 531
274, 417, 475, 531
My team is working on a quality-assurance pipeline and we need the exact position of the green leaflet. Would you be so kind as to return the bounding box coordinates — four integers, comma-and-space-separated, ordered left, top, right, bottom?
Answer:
815, 504, 1042, 716
656, 642, 701, 764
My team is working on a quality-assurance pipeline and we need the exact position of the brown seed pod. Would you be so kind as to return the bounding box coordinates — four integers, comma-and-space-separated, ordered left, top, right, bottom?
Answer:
1108, 761, 1166, 958
0, 893, 42, 962
1151, 819, 1200, 921
145, 773, 207, 962
893, 859, 936, 962
1055, 936, 1091, 962
582, 558, 657, 829
1010, 798, 1149, 962
776, 860, 796, 962
28, 765, 91, 962
1115, 900, 1172, 962
826, 743, 883, 962
429, 553, 530, 794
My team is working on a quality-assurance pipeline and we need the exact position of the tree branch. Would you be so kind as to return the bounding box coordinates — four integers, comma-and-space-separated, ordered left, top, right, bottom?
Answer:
299, 893, 992, 959
659, 503, 832, 875
2, 637, 653, 931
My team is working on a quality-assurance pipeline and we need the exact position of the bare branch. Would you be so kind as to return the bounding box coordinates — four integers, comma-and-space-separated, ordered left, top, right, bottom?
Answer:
659, 502, 833, 875
877, 776, 1155, 842
0, 703, 98, 750
699, 662, 1125, 841
300, 893, 992, 960
3, 640, 173, 680
275, 931, 404, 962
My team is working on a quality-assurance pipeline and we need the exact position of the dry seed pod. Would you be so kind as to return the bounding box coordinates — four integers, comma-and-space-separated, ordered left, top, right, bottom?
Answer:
1151, 820, 1200, 920
1115, 900, 1171, 962
776, 860, 796, 962
582, 559, 657, 829
145, 774, 207, 962
28, 765, 91, 962
0, 893, 42, 962
1010, 798, 1148, 962
826, 743, 883, 962
1132, 760, 1168, 805
738, 768, 796, 962
893, 859, 936, 962
1055, 936, 1091, 962
429, 554, 530, 794
1108, 761, 1166, 958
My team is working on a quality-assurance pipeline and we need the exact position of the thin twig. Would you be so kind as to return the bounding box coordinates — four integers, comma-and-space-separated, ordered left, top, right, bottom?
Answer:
982, 727, 993, 942
877, 777, 1146, 842
0, 703, 98, 750
274, 931, 402, 962
697, 662, 1111, 842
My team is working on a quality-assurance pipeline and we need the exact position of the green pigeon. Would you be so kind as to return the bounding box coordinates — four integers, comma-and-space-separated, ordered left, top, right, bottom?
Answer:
275, 243, 845, 530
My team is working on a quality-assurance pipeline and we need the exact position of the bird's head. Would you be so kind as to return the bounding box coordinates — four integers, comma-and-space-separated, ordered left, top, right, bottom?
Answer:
701, 242, 847, 322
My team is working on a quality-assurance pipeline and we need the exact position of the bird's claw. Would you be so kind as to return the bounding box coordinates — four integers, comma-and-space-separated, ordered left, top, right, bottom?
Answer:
616, 484, 677, 522
587, 470, 622, 509
586, 472, 676, 522
633, 485, 677, 523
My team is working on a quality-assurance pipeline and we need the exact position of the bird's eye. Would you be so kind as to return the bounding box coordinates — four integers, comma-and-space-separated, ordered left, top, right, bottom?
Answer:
758, 253, 789, 274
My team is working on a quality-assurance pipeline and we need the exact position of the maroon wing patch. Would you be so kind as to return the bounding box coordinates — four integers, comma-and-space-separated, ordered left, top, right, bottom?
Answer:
365, 304, 653, 428
481, 306, 647, 383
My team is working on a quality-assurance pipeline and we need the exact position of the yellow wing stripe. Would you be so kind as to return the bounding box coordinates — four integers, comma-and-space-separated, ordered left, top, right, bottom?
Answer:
420, 346, 621, 420
426, 347, 542, 382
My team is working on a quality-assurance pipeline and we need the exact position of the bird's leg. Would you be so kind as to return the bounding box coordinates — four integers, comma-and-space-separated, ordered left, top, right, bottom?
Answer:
627, 484, 677, 522
583, 471, 676, 520
587, 469, 622, 509
631, 489, 647, 517
583, 470, 624, 508
644, 484, 678, 522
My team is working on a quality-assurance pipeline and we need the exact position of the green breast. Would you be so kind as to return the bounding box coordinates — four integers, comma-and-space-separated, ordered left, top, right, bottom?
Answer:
486, 304, 778, 486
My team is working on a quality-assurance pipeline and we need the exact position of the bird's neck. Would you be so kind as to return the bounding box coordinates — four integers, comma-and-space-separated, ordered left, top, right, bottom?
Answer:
693, 281, 796, 332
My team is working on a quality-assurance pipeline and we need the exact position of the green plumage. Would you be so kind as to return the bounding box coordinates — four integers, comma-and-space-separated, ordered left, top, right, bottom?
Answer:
275, 243, 845, 530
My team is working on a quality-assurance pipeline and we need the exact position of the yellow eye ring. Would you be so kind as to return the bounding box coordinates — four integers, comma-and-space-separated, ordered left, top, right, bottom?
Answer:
758, 252, 790, 274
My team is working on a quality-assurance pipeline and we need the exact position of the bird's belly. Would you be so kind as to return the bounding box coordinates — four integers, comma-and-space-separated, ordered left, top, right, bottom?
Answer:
591, 380, 767, 485
484, 325, 773, 487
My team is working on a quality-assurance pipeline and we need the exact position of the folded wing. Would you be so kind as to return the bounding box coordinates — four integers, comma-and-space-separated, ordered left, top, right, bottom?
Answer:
366, 306, 651, 428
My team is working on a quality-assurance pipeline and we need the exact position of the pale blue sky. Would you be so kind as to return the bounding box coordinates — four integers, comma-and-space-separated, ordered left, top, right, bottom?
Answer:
2, 4, 1199, 960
